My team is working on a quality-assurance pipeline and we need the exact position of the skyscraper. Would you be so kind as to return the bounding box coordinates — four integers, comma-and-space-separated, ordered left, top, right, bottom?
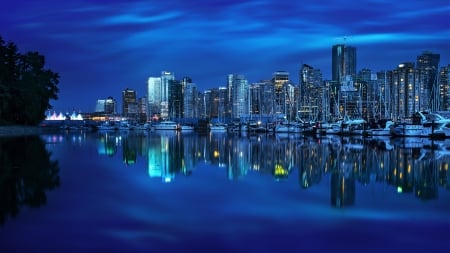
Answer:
147, 76, 161, 119
439, 64, 450, 110
299, 64, 323, 120
160, 71, 175, 120
272, 71, 289, 115
332, 44, 356, 84
230, 74, 248, 119
417, 51, 440, 110
392, 62, 420, 119
122, 88, 137, 118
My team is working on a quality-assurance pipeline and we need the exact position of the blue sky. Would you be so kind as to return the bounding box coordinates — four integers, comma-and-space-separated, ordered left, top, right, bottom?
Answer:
1, 0, 449, 112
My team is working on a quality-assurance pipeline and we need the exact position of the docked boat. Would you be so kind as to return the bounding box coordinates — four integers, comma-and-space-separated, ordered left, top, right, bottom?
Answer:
369, 120, 395, 136
274, 121, 303, 133
336, 116, 368, 136
209, 123, 227, 132
153, 121, 180, 131
97, 121, 115, 131
180, 124, 195, 132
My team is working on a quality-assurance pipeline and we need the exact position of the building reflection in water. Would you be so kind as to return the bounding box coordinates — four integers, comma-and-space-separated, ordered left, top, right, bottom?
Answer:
88, 131, 450, 206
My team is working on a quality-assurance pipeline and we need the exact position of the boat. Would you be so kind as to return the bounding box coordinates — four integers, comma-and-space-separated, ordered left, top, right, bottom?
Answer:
97, 121, 115, 131
180, 124, 195, 132
153, 121, 180, 131
209, 123, 227, 132
274, 121, 303, 133
369, 120, 395, 136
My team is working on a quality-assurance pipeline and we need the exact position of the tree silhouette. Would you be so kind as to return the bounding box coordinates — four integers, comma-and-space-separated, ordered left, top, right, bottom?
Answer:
0, 36, 59, 125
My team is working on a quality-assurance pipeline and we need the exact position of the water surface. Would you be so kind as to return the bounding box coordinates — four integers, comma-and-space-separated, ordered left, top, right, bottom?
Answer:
1, 131, 449, 252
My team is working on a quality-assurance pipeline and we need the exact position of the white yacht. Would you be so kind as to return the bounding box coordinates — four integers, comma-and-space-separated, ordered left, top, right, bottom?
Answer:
153, 121, 180, 131
209, 123, 227, 132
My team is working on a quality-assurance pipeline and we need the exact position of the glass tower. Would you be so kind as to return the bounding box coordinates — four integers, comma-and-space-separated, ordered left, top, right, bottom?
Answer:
332, 44, 356, 84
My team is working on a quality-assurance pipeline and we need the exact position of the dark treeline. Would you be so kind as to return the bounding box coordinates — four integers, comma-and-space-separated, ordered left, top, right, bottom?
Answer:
0, 36, 59, 125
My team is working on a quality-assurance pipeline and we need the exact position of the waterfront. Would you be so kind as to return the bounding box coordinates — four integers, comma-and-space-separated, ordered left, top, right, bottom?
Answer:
1, 130, 450, 252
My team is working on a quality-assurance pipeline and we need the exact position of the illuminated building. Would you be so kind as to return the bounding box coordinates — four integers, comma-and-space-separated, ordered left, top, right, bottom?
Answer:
161, 71, 175, 120
147, 76, 162, 119
122, 88, 137, 118
182, 77, 198, 119
417, 51, 440, 111
299, 64, 323, 120
440, 64, 450, 110
391, 62, 420, 119
332, 44, 356, 84
230, 74, 248, 119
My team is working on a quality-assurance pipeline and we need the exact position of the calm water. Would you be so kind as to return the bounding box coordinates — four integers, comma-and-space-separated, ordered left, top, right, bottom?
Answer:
1, 130, 449, 253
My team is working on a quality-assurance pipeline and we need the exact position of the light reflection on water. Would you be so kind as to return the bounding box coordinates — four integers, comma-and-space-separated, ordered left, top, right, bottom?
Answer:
1, 130, 450, 252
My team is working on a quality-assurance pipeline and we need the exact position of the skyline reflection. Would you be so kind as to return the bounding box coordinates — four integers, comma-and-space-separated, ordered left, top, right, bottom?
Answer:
43, 131, 450, 206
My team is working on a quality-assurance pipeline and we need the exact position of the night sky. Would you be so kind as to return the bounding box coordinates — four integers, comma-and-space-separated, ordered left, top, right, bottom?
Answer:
1, 0, 449, 112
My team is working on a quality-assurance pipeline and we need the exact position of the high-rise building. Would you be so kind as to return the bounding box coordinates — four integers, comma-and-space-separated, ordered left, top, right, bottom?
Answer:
332, 44, 356, 84
439, 64, 450, 110
230, 74, 248, 119
417, 51, 440, 111
138, 97, 147, 123
272, 71, 290, 115
105, 96, 116, 115
169, 79, 182, 119
122, 88, 137, 118
299, 64, 323, 120
182, 77, 198, 119
391, 62, 420, 119
160, 71, 175, 120
147, 76, 161, 119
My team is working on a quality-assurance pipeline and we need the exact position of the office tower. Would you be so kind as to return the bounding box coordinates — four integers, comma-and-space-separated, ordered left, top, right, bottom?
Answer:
169, 79, 182, 119
230, 74, 248, 119
417, 51, 440, 110
272, 71, 290, 116
95, 100, 105, 113
332, 44, 356, 84
218, 87, 228, 122
227, 74, 233, 119
375, 71, 393, 120
439, 64, 450, 110
138, 97, 147, 123
203, 89, 213, 119
160, 71, 175, 120
391, 62, 420, 119
122, 88, 137, 118
299, 64, 323, 121
147, 76, 161, 120
356, 68, 375, 120
105, 97, 116, 115
182, 77, 198, 119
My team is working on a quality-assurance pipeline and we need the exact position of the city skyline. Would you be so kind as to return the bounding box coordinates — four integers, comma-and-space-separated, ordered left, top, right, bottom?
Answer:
1, 0, 449, 112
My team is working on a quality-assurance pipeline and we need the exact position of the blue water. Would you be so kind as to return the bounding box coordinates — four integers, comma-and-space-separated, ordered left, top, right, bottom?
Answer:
1, 131, 449, 253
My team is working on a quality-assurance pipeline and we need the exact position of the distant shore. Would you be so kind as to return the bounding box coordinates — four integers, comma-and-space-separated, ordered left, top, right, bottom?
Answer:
0, 125, 50, 137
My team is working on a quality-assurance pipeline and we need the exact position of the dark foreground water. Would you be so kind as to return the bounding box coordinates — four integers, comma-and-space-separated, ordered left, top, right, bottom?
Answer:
1, 130, 449, 253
